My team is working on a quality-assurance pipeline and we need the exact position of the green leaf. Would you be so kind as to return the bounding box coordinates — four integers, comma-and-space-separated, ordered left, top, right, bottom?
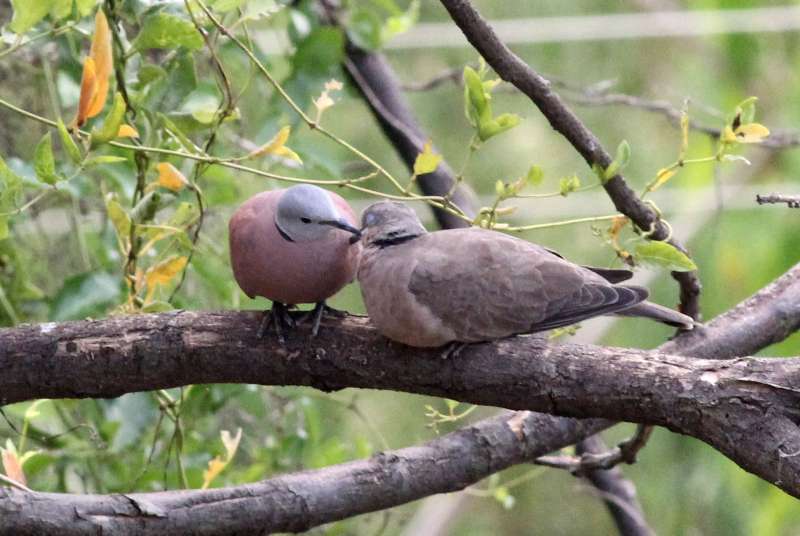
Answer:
50, 271, 122, 320
463, 66, 488, 127
158, 113, 197, 153
50, 0, 73, 20
413, 141, 442, 175
381, 0, 419, 43
209, 0, 248, 12
735, 96, 758, 125
84, 155, 128, 167
526, 165, 544, 186
0, 216, 8, 240
347, 8, 383, 51
559, 174, 581, 196
76, 0, 97, 17
9, 0, 51, 34
57, 118, 83, 164
478, 113, 521, 141
133, 12, 204, 51
91, 92, 126, 147
634, 240, 697, 272
33, 133, 60, 185
105, 194, 131, 249
604, 140, 630, 181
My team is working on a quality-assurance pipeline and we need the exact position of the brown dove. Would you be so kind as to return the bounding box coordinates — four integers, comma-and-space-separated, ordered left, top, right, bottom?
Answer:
357, 201, 694, 347
229, 184, 361, 341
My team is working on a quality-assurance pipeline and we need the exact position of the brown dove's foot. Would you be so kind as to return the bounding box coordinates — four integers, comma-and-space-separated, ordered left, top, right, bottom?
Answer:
258, 302, 296, 344
440, 342, 469, 360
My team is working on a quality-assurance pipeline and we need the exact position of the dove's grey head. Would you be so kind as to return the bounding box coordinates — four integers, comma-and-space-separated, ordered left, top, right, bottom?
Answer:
275, 184, 361, 243
360, 201, 427, 247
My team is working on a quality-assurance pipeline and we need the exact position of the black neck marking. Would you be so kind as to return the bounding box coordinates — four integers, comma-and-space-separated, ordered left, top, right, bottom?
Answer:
275, 222, 294, 243
372, 233, 421, 248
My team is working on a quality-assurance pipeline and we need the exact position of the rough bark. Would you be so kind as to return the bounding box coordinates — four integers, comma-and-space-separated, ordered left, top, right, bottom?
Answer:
1, 295, 800, 496
0, 262, 798, 532
0, 412, 605, 535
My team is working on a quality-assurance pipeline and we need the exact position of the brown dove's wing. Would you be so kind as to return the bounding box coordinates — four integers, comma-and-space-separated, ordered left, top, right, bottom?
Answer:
407, 229, 647, 342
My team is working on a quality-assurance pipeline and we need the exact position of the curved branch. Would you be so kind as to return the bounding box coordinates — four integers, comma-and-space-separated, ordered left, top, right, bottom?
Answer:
1, 274, 799, 497
437, 0, 702, 319
0, 412, 605, 534
0, 261, 798, 531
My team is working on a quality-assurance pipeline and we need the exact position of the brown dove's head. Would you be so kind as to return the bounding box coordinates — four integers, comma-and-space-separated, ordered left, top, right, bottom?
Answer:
275, 184, 361, 243
360, 201, 427, 247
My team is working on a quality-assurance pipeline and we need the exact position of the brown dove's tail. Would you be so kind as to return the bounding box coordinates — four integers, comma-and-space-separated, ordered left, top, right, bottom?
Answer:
615, 301, 695, 329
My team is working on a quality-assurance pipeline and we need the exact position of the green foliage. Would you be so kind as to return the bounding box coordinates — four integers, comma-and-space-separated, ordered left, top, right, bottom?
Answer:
463, 65, 521, 142
33, 133, 60, 185
133, 12, 204, 52
633, 240, 697, 272
0, 2, 796, 535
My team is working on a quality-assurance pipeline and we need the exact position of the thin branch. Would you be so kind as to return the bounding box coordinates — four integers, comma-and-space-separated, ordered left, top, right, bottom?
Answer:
438, 0, 702, 319
577, 435, 654, 536
536, 425, 654, 476
756, 193, 800, 208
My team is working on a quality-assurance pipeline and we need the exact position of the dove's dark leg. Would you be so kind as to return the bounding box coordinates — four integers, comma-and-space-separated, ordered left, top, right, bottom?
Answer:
258, 302, 296, 344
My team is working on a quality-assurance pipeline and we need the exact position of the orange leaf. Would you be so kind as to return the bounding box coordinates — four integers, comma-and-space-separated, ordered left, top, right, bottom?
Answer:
86, 9, 112, 118
1, 448, 26, 487
144, 256, 188, 303
117, 124, 139, 138
73, 57, 98, 128
156, 162, 187, 192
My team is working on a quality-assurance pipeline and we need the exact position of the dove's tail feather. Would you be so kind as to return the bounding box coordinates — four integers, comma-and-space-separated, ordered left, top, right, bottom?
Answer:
615, 301, 695, 329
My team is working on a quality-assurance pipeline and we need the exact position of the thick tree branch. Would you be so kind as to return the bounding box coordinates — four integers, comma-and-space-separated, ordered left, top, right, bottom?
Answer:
1, 279, 800, 496
0, 411, 606, 535
437, 0, 702, 319
0, 262, 798, 531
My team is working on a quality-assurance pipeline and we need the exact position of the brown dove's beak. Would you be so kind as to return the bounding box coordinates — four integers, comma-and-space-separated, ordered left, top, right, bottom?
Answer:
320, 219, 362, 242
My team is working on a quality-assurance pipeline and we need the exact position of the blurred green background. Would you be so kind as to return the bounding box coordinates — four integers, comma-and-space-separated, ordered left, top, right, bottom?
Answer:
0, 0, 798, 534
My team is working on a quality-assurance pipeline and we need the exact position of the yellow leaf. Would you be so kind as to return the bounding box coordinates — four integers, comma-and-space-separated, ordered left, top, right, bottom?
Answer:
156, 162, 187, 192
721, 125, 737, 144
1, 442, 26, 487
201, 428, 243, 490
413, 140, 442, 175
87, 9, 112, 118
201, 456, 226, 490
72, 57, 98, 128
649, 167, 677, 193
144, 256, 187, 302
117, 124, 139, 138
734, 123, 770, 144
247, 126, 302, 163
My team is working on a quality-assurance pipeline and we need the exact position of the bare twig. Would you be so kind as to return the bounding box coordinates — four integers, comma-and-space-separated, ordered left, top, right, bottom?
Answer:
756, 193, 800, 208
536, 425, 654, 476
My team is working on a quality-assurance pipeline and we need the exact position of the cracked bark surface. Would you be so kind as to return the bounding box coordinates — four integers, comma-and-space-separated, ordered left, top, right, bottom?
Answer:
0, 262, 797, 532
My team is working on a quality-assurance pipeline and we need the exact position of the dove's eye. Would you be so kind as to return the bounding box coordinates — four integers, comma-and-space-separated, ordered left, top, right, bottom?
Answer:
300, 217, 311, 224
